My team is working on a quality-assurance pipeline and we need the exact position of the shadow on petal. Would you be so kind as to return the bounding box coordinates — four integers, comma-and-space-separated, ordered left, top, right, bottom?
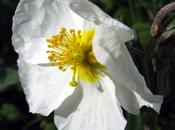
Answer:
102, 44, 163, 114
115, 83, 140, 115
55, 85, 83, 118
37, 63, 52, 67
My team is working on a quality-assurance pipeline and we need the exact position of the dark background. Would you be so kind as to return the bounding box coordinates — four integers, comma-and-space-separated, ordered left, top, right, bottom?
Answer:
0, 0, 175, 130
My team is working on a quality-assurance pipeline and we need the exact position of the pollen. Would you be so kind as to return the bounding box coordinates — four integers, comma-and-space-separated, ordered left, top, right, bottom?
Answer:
46, 27, 106, 87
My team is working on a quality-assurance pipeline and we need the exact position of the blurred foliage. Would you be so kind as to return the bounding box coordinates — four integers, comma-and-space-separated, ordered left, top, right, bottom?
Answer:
0, 0, 175, 130
0, 103, 22, 121
0, 67, 18, 91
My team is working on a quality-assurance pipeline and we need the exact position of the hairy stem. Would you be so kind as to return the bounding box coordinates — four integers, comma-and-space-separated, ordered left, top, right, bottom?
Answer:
151, 2, 175, 36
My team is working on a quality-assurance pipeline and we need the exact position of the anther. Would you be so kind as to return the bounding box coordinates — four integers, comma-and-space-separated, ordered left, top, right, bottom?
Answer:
70, 29, 75, 33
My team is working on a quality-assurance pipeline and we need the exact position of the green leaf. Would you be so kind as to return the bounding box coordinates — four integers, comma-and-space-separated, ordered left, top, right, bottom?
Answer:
125, 114, 135, 130
0, 67, 19, 91
44, 123, 57, 130
134, 114, 144, 130
100, 0, 113, 10
125, 113, 144, 130
133, 21, 151, 49
158, 13, 175, 35
165, 16, 175, 30
144, 37, 157, 60
114, 8, 132, 26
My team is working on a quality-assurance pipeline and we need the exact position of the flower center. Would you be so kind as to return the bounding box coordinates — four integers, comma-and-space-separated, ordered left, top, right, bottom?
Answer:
46, 27, 106, 87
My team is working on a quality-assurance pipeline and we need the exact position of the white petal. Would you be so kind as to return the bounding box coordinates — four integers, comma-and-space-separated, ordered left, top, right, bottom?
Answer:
69, 0, 109, 25
103, 18, 134, 43
54, 76, 126, 130
69, 0, 134, 42
54, 84, 83, 129
12, 0, 80, 63
18, 57, 75, 116
93, 26, 163, 114
115, 83, 140, 114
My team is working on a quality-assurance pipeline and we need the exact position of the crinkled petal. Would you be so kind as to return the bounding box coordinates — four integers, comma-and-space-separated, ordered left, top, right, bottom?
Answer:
115, 83, 140, 114
69, 0, 134, 42
102, 17, 134, 43
12, 0, 82, 64
93, 26, 162, 114
54, 76, 126, 130
18, 57, 75, 116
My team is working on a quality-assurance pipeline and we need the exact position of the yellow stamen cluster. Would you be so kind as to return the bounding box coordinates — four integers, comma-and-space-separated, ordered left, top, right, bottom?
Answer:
46, 27, 106, 87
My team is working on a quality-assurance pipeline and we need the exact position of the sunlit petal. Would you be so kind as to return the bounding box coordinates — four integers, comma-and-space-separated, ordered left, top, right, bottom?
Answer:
12, 0, 79, 64
69, 0, 134, 42
93, 26, 162, 114
18, 58, 74, 116
54, 76, 126, 130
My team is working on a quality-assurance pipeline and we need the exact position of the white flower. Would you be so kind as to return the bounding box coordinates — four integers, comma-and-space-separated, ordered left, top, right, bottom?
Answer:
12, 0, 163, 130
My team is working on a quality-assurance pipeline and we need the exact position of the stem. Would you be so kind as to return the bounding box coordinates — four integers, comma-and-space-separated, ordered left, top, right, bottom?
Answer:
151, 2, 175, 36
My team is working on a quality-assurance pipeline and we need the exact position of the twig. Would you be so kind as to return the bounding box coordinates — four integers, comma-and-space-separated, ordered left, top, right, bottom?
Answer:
151, 2, 175, 36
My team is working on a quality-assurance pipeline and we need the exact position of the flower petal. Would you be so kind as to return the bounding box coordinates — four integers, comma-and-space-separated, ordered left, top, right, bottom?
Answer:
12, 0, 81, 64
54, 76, 126, 130
93, 26, 162, 114
115, 83, 140, 114
69, 0, 134, 42
103, 18, 134, 43
17, 57, 75, 116
69, 0, 109, 25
